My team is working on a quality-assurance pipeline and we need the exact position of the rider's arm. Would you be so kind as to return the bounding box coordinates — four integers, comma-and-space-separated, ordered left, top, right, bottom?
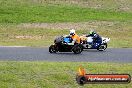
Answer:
93, 34, 97, 38
67, 39, 76, 45
86, 34, 90, 37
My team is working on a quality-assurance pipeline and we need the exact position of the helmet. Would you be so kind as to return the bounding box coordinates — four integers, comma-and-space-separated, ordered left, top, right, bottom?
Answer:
70, 29, 75, 35
89, 30, 96, 35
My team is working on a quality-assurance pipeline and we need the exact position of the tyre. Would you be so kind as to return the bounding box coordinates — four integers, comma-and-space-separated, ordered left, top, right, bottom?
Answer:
72, 45, 82, 54
49, 45, 57, 53
97, 43, 107, 51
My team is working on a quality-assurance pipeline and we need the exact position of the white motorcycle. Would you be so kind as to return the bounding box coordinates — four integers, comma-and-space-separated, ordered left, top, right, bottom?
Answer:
80, 35, 110, 51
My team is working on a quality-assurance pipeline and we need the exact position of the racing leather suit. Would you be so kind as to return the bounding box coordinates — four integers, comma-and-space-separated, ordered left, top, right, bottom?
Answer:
68, 33, 80, 45
86, 33, 102, 44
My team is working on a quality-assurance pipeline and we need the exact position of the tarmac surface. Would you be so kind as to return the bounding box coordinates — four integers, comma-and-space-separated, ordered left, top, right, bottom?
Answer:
0, 47, 132, 62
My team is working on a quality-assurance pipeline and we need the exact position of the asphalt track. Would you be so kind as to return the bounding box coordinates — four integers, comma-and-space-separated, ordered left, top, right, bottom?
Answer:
0, 47, 132, 62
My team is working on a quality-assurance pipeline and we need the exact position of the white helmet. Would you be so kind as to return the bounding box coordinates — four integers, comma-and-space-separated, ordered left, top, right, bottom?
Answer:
70, 29, 75, 35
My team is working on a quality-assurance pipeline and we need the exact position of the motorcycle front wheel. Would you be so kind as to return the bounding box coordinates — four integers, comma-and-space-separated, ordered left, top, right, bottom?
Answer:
49, 45, 57, 53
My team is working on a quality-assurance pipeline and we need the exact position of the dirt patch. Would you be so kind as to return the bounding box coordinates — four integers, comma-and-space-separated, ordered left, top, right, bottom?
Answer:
37, 0, 132, 12
18, 21, 115, 30
15, 35, 44, 40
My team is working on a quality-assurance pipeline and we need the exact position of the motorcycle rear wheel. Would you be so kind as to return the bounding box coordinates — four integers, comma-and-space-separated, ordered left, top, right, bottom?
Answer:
97, 43, 107, 51
72, 45, 82, 54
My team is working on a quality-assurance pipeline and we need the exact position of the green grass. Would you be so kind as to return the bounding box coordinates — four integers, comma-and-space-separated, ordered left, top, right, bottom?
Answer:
0, 0, 132, 23
0, 61, 132, 88
0, 0, 131, 47
0, 23, 132, 48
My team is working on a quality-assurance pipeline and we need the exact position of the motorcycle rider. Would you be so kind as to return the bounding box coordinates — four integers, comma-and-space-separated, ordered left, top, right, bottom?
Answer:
86, 30, 102, 45
67, 29, 80, 45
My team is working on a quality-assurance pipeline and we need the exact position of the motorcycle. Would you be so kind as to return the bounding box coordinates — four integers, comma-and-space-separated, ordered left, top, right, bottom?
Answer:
80, 35, 110, 51
49, 36, 83, 54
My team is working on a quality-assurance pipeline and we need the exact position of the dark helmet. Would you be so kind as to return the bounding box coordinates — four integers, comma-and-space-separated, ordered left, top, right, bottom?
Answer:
89, 30, 96, 35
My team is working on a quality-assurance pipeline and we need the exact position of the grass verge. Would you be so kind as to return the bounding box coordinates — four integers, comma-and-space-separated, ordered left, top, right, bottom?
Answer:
0, 22, 132, 48
0, 0, 132, 23
0, 0, 131, 48
0, 61, 132, 88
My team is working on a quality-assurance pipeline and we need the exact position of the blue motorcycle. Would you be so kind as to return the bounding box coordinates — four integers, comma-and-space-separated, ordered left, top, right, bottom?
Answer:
80, 36, 110, 51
